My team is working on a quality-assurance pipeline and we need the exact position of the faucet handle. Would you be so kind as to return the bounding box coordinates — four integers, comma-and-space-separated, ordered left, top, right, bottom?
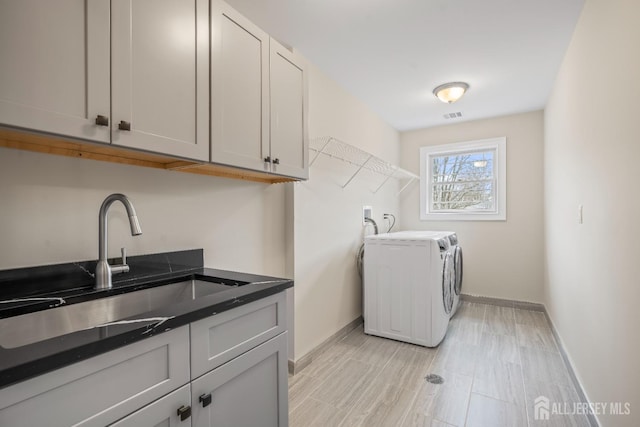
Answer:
121, 247, 127, 265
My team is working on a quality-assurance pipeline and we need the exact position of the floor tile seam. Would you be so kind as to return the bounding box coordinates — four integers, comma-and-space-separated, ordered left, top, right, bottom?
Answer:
396, 381, 421, 427
308, 376, 364, 418
349, 343, 401, 371
287, 395, 309, 421
513, 305, 533, 427
462, 329, 482, 427
469, 381, 526, 407
466, 392, 530, 427
339, 330, 369, 351
515, 321, 561, 347
517, 344, 571, 377
306, 355, 370, 404
468, 390, 524, 407
305, 395, 347, 425
288, 374, 331, 413
523, 375, 576, 389
364, 381, 419, 427
386, 349, 436, 381
455, 315, 485, 324
517, 338, 561, 354
479, 303, 488, 336
301, 348, 354, 381
334, 352, 397, 424
515, 321, 559, 352
514, 311, 548, 328
397, 338, 449, 426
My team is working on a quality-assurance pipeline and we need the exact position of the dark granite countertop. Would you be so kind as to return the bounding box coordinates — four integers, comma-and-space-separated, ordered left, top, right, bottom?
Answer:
0, 249, 292, 389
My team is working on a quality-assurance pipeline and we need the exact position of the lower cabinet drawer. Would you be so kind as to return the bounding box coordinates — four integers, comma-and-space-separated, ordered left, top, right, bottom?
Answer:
190, 292, 286, 379
0, 326, 190, 427
110, 384, 192, 427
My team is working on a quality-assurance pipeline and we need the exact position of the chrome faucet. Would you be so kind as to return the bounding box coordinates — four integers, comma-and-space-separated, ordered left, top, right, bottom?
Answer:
95, 194, 142, 290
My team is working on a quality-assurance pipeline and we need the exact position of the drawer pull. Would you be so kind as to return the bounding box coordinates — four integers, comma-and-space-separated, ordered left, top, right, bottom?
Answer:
177, 405, 191, 421
264, 156, 272, 163
273, 158, 280, 165
118, 120, 131, 131
199, 393, 212, 408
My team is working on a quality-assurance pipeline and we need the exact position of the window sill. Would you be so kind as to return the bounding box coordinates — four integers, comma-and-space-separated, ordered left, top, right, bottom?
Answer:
420, 212, 506, 221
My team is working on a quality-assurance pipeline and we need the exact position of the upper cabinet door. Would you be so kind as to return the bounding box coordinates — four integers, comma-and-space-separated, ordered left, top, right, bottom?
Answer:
111, 0, 209, 161
210, 0, 270, 171
0, 0, 110, 143
269, 40, 308, 179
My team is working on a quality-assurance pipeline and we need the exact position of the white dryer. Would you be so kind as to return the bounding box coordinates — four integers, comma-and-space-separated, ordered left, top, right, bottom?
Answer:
363, 231, 457, 347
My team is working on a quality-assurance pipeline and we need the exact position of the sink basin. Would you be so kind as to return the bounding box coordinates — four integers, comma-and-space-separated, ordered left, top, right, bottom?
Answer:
0, 279, 235, 349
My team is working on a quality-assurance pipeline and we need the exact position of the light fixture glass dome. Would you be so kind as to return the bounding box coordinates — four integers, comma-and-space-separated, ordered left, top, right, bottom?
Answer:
433, 82, 469, 104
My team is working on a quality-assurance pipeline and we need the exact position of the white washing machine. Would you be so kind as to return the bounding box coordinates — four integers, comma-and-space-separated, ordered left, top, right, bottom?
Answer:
385, 230, 462, 317
363, 231, 457, 347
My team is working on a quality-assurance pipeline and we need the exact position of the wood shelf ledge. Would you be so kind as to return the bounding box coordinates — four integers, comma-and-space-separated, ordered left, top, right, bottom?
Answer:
0, 127, 296, 185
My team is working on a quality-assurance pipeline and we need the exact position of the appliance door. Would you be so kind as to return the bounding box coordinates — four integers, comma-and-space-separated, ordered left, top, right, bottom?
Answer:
442, 251, 454, 314
454, 246, 463, 295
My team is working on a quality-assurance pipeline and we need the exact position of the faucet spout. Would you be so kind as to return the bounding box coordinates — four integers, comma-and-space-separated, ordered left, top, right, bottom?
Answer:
96, 194, 142, 290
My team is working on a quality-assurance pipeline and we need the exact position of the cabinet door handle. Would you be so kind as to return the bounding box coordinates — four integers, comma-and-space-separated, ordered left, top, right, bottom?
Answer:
273, 158, 280, 165
264, 156, 272, 163
118, 120, 131, 131
199, 393, 212, 407
177, 405, 192, 421
95, 115, 109, 126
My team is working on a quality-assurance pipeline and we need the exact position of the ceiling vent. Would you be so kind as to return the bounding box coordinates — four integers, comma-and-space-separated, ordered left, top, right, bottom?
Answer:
443, 112, 463, 119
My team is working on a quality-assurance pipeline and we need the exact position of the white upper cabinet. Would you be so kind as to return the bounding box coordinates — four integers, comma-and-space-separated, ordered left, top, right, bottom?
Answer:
211, 1, 308, 179
269, 39, 308, 180
0, 0, 306, 179
111, 0, 209, 161
0, 0, 110, 143
210, 0, 270, 172
0, 0, 208, 161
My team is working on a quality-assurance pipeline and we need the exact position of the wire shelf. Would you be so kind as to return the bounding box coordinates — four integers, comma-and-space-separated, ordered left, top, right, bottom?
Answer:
309, 136, 418, 194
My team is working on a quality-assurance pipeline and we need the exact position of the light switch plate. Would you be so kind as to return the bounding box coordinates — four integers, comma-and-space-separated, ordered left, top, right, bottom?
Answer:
578, 204, 583, 224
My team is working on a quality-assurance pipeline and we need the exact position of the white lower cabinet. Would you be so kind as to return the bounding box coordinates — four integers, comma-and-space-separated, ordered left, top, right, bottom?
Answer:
0, 292, 289, 427
110, 385, 192, 427
191, 332, 289, 427
0, 326, 191, 427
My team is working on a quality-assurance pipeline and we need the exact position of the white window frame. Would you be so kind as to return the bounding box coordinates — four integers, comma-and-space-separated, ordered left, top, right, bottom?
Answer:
420, 137, 506, 221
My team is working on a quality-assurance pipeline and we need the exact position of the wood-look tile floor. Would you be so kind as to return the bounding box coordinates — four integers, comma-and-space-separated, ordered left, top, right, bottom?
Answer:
289, 302, 591, 427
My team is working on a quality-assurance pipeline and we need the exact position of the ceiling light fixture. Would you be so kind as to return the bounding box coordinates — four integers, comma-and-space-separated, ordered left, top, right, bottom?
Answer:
433, 82, 469, 104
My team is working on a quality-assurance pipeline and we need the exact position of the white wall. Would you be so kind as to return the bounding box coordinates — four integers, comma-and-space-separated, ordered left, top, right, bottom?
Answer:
544, 0, 640, 424
0, 147, 286, 277
400, 111, 544, 303
0, 58, 400, 363
292, 60, 400, 359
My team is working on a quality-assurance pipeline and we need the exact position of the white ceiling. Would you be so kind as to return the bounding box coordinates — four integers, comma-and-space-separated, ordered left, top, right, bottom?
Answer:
224, 0, 584, 131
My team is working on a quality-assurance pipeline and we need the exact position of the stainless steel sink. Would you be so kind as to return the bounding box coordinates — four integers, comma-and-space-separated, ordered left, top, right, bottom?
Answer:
0, 279, 234, 349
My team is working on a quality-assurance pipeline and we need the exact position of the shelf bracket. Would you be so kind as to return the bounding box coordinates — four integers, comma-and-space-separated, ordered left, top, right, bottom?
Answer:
342, 154, 373, 188
309, 137, 333, 166
399, 177, 417, 195
373, 167, 398, 194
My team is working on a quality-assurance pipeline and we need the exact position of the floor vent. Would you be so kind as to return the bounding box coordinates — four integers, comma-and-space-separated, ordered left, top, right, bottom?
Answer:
425, 374, 444, 384
443, 112, 462, 119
